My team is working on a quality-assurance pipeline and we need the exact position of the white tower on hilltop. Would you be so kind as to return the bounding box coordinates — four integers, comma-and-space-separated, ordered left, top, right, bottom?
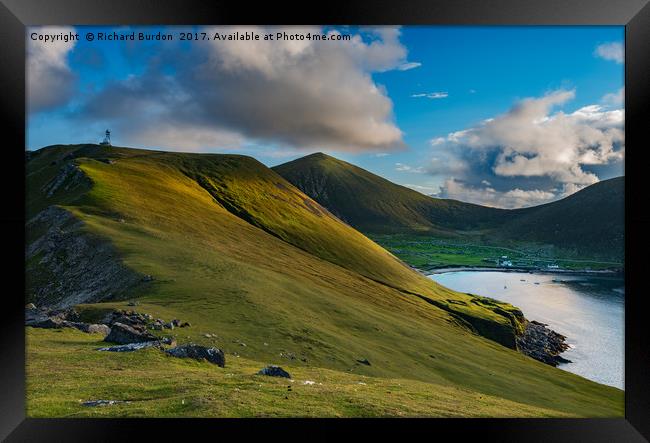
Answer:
100, 129, 111, 146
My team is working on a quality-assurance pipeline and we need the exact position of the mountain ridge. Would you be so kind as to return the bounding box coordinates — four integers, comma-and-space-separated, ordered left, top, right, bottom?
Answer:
273, 152, 623, 260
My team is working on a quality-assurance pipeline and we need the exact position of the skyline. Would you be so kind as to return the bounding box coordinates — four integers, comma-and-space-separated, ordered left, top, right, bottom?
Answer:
27, 25, 624, 208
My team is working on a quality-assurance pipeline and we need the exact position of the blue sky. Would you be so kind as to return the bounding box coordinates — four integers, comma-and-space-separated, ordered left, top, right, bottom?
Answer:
27, 26, 624, 208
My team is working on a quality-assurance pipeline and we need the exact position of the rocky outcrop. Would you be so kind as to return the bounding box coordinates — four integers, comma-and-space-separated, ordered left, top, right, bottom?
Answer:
166, 344, 226, 367
41, 162, 90, 198
257, 365, 291, 378
104, 322, 157, 345
26, 305, 111, 335
98, 337, 175, 352
65, 322, 111, 335
26, 206, 143, 309
516, 320, 571, 367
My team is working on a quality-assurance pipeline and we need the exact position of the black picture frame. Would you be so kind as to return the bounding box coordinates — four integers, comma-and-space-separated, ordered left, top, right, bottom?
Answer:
1, 0, 648, 441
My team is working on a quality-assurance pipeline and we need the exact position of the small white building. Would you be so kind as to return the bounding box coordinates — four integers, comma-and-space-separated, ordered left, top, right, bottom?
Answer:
497, 256, 513, 267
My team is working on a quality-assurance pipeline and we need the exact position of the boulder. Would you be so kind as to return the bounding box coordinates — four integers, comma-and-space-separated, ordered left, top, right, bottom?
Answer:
166, 344, 225, 367
64, 321, 111, 335
25, 308, 51, 327
97, 337, 173, 352
28, 316, 64, 329
104, 322, 157, 344
356, 358, 371, 366
86, 324, 111, 335
257, 365, 291, 378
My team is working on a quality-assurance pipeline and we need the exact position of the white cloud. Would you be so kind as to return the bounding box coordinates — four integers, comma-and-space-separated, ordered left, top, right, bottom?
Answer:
395, 162, 425, 173
127, 125, 245, 152
602, 87, 624, 107
27, 26, 77, 113
412, 92, 448, 99
397, 62, 421, 71
440, 179, 556, 209
432, 89, 624, 186
595, 42, 624, 64
78, 26, 409, 153
404, 183, 439, 194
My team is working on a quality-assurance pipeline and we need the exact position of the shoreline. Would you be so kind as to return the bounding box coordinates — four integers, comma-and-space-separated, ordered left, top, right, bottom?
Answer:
421, 265, 623, 277
422, 265, 620, 372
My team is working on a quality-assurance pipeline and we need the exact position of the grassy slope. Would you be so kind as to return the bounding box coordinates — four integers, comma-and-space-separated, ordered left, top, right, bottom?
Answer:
498, 177, 624, 259
27, 328, 571, 418
273, 153, 624, 261
272, 153, 505, 234
25, 145, 623, 417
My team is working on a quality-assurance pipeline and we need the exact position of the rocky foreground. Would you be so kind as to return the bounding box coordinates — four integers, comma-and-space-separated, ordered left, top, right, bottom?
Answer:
26, 302, 570, 370
25, 303, 292, 378
516, 320, 571, 367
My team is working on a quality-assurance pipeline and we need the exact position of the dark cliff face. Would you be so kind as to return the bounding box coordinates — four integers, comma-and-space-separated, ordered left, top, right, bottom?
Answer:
26, 206, 145, 309
516, 321, 571, 367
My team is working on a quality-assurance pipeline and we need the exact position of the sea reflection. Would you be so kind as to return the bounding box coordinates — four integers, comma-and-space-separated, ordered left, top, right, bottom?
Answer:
429, 271, 624, 389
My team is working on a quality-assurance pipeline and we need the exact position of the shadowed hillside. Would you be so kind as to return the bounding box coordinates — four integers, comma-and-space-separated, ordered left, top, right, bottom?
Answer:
273, 152, 506, 235
274, 153, 624, 261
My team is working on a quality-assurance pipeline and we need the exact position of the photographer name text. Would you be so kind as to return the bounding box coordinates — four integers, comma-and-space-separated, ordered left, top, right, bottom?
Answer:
30, 30, 351, 43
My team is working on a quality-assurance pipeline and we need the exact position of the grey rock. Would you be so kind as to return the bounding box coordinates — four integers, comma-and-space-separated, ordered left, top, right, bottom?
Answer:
104, 322, 157, 344
257, 365, 291, 378
356, 358, 371, 366
26, 206, 143, 309
97, 337, 173, 352
28, 316, 64, 329
82, 400, 127, 407
41, 163, 90, 198
166, 344, 225, 367
64, 321, 111, 335
516, 320, 571, 366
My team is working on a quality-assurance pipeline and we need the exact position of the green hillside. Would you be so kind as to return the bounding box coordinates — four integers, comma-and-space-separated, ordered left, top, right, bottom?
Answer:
273, 152, 505, 235
273, 153, 624, 261
25, 144, 622, 417
498, 177, 624, 259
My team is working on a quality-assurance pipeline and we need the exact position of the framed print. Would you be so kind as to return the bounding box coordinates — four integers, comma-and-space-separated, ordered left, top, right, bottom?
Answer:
1, 0, 649, 440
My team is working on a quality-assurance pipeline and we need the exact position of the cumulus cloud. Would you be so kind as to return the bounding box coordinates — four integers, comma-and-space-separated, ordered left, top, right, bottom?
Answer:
412, 92, 448, 99
439, 178, 556, 208
395, 162, 425, 173
595, 42, 624, 64
77, 26, 411, 152
404, 183, 439, 194
432, 89, 624, 186
27, 26, 77, 113
397, 62, 421, 71
602, 87, 624, 107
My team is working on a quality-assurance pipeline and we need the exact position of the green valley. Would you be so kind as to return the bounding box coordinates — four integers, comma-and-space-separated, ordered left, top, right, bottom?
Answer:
274, 152, 624, 270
